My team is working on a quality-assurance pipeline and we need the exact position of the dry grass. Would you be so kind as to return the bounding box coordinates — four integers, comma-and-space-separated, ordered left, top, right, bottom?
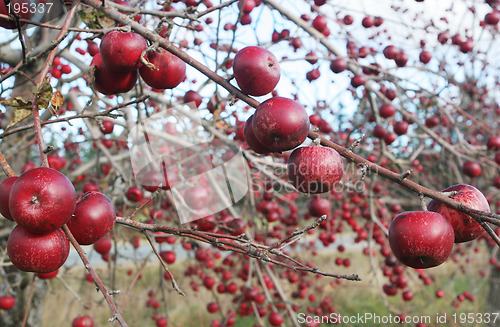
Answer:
39, 237, 492, 327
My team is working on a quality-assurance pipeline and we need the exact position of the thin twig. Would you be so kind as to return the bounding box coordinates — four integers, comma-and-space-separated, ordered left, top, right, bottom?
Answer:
143, 231, 185, 296
62, 225, 128, 327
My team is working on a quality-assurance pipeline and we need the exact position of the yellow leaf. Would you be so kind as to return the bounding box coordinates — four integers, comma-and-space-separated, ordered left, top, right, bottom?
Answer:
51, 91, 64, 107
6, 109, 32, 130
48, 91, 64, 116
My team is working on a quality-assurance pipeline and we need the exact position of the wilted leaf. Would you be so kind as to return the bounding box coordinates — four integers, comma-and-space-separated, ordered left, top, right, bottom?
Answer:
0, 97, 32, 110
51, 91, 64, 107
79, 8, 102, 29
6, 109, 32, 130
98, 11, 116, 28
48, 91, 64, 116
33, 78, 53, 108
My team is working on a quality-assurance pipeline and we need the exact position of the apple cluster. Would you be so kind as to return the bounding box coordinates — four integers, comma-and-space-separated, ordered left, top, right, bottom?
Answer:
389, 184, 490, 269
237, 46, 344, 195
0, 167, 116, 273
91, 31, 187, 95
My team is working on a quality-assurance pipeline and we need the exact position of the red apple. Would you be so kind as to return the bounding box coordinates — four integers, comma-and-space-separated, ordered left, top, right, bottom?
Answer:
252, 97, 310, 152
183, 90, 203, 108
67, 192, 116, 245
462, 161, 482, 177
388, 211, 454, 269
243, 115, 272, 154
140, 170, 166, 192
184, 186, 209, 210
427, 184, 490, 243
93, 236, 112, 255
0, 296, 15, 310
485, 11, 500, 25
226, 218, 246, 235
379, 103, 396, 118
402, 290, 414, 301
362, 16, 374, 28
268, 312, 284, 326
419, 50, 432, 64
9, 167, 76, 234
160, 250, 176, 264
0, 176, 17, 220
36, 269, 59, 279
330, 58, 347, 73
311, 16, 327, 32
91, 53, 138, 95
139, 49, 186, 89
155, 317, 168, 327
232, 46, 280, 96
425, 116, 440, 128
351, 75, 366, 87
72, 315, 94, 327
100, 31, 147, 71
383, 45, 400, 60
207, 302, 219, 313
100, 120, 115, 135
7, 226, 70, 273
307, 197, 331, 217
393, 121, 409, 135
126, 186, 143, 202
82, 182, 99, 193
486, 136, 500, 150
287, 146, 344, 194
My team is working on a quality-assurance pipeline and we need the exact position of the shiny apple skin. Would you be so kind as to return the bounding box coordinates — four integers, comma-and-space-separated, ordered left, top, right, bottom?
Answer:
90, 53, 138, 95
243, 115, 272, 154
139, 49, 186, 90
233, 46, 280, 96
7, 226, 70, 273
67, 192, 116, 245
307, 197, 331, 217
0, 176, 18, 221
252, 97, 310, 152
427, 184, 490, 243
100, 31, 147, 71
287, 146, 343, 195
389, 211, 454, 269
9, 167, 76, 234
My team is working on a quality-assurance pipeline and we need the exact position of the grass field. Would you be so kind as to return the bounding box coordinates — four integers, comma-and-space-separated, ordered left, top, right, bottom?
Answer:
40, 236, 492, 327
